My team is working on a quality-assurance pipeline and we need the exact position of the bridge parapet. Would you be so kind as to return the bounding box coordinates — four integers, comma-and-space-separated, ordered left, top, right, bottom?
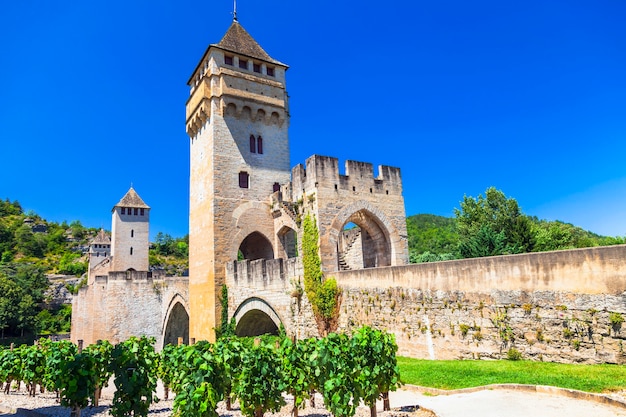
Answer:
226, 258, 303, 291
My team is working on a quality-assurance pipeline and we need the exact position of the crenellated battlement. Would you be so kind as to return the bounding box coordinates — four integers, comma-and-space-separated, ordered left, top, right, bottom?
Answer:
226, 258, 303, 291
288, 155, 403, 201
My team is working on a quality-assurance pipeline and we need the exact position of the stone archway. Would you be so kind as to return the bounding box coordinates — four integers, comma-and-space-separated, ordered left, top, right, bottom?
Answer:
277, 226, 298, 259
239, 232, 274, 260
233, 297, 282, 337
162, 301, 189, 347
325, 201, 398, 273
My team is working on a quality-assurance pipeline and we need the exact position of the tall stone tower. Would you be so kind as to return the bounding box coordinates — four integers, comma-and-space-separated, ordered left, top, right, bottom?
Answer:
110, 187, 151, 272
186, 19, 291, 342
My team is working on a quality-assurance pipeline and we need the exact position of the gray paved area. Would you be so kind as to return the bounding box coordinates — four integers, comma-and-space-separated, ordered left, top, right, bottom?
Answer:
388, 388, 626, 417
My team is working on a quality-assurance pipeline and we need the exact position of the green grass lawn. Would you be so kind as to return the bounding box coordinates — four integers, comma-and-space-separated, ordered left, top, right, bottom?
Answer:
398, 357, 626, 393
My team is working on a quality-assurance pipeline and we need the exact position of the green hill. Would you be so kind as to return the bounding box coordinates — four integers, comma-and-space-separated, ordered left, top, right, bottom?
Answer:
0, 198, 188, 342
406, 188, 624, 263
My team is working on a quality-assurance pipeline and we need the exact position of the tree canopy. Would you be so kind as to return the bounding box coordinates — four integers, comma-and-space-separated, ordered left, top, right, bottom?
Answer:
408, 187, 624, 263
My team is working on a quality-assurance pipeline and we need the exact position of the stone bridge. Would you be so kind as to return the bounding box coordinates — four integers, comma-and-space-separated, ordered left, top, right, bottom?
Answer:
225, 245, 626, 364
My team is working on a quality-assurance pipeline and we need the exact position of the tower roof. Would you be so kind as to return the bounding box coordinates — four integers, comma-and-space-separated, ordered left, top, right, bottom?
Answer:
91, 229, 111, 245
113, 187, 150, 210
212, 20, 285, 66
188, 20, 287, 85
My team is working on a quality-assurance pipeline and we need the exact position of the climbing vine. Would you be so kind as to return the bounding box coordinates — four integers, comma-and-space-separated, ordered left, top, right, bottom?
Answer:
302, 214, 323, 300
216, 284, 235, 338
302, 214, 341, 335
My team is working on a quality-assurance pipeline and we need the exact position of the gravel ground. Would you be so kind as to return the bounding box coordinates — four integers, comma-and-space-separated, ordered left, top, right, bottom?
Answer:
0, 385, 436, 417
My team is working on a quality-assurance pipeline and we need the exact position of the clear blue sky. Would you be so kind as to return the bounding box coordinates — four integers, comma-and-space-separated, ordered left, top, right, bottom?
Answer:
1, 1, 625, 239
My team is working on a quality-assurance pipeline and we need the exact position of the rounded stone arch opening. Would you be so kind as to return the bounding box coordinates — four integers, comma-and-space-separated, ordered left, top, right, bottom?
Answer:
326, 202, 398, 272
233, 297, 282, 337
162, 295, 189, 348
239, 231, 274, 260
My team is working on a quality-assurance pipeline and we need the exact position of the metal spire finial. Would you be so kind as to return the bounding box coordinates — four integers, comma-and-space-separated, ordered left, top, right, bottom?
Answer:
233, 0, 238, 21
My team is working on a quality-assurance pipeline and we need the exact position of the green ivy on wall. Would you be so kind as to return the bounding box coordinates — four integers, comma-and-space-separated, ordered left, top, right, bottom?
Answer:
301, 214, 340, 335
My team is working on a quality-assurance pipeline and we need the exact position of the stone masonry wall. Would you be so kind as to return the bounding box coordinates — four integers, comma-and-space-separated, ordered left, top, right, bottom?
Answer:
225, 258, 319, 340
334, 245, 626, 364
224, 244, 626, 364
71, 273, 189, 350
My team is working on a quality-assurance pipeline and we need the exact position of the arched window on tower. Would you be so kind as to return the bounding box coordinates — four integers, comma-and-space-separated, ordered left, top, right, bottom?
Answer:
257, 136, 263, 154
249, 135, 256, 153
239, 171, 249, 189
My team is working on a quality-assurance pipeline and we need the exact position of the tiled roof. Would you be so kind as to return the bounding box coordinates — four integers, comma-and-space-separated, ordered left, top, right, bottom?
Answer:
92, 229, 111, 245
213, 20, 285, 66
114, 187, 150, 209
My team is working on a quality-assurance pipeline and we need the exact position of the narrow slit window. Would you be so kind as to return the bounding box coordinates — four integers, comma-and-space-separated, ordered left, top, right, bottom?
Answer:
131, 230, 134, 238
249, 135, 256, 153
239, 171, 249, 189
257, 136, 263, 154
130, 247, 134, 255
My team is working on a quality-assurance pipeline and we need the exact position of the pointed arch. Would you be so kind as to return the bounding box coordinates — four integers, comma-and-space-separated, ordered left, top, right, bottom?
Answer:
323, 201, 402, 272
161, 293, 190, 348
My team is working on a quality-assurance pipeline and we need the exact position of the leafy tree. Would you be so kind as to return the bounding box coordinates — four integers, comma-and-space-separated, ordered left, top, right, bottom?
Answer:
108, 336, 159, 417
351, 326, 401, 416
15, 225, 46, 258
171, 342, 226, 417
0, 199, 23, 217
157, 343, 187, 401
406, 214, 459, 261
532, 220, 574, 251
313, 332, 360, 417
58, 252, 87, 276
83, 340, 113, 406
41, 339, 78, 394
236, 340, 286, 417
0, 275, 20, 338
69, 220, 87, 241
214, 336, 245, 410
56, 351, 97, 417
0, 345, 23, 393
21, 343, 46, 396
455, 187, 535, 258
410, 251, 457, 263
280, 337, 317, 417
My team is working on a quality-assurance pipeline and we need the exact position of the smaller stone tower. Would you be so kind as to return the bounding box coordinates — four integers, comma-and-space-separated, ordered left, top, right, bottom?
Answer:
110, 187, 150, 272
88, 229, 111, 281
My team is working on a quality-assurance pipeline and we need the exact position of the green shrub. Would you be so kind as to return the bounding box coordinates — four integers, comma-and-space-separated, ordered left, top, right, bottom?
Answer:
506, 348, 522, 361
609, 312, 624, 326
